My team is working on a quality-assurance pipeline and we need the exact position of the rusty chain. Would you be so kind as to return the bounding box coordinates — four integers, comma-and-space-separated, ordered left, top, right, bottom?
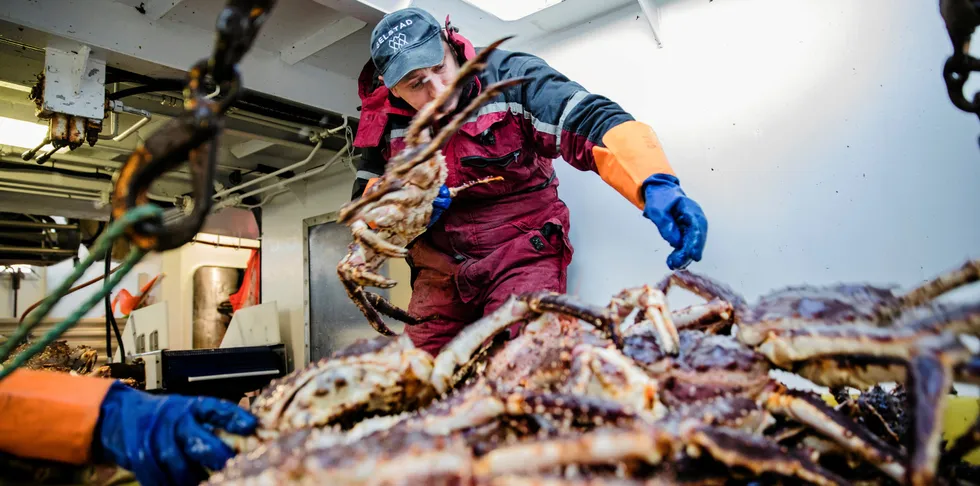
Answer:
111, 0, 277, 252
940, 0, 980, 118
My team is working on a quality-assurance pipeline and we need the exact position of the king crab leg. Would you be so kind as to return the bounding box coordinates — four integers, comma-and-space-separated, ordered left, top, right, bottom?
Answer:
350, 220, 409, 258
449, 176, 505, 196
606, 286, 680, 354
564, 344, 667, 420
670, 299, 734, 334
882, 258, 980, 319
484, 476, 656, 486
363, 291, 431, 326
430, 291, 616, 395
904, 335, 979, 486
753, 301, 980, 370
472, 421, 849, 486
402, 75, 531, 175
340, 274, 397, 336
764, 327, 979, 485
402, 36, 514, 149
655, 270, 750, 320
760, 384, 907, 482
336, 38, 526, 225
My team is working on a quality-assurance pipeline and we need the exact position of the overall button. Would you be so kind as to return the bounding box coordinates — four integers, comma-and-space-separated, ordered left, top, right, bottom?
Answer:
530, 236, 545, 251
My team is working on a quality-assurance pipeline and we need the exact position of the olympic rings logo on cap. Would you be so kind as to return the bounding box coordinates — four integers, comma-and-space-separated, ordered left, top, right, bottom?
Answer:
389, 33, 408, 51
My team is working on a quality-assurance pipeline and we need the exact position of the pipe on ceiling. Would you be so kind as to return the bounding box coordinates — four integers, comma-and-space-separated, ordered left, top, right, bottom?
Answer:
0, 220, 79, 230
0, 181, 102, 198
212, 140, 323, 200
0, 186, 101, 201
213, 143, 348, 211
0, 246, 77, 256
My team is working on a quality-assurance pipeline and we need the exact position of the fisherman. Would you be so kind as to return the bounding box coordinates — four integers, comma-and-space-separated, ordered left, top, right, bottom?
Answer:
0, 368, 256, 486
351, 7, 708, 354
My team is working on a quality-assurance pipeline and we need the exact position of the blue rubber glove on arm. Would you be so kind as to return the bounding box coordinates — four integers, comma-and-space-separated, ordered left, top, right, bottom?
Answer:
590, 121, 708, 270
428, 184, 451, 227
642, 173, 708, 270
92, 382, 258, 486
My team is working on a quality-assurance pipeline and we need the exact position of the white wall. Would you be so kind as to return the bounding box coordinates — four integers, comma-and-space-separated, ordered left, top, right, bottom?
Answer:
508, 0, 980, 309
46, 248, 164, 319
0, 249, 162, 321
0, 270, 45, 320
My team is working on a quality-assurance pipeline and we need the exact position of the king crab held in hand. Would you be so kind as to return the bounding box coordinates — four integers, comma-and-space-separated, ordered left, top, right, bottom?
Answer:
335, 36, 526, 337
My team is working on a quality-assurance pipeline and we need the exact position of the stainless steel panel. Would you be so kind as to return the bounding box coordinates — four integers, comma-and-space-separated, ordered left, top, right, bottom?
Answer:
192, 266, 243, 349
306, 219, 399, 361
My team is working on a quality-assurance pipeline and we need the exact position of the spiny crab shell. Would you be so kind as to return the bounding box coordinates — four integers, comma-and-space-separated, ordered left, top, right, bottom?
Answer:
205, 261, 980, 486
248, 334, 436, 439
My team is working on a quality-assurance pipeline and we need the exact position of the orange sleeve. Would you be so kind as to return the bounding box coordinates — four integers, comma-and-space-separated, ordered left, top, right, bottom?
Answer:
590, 121, 676, 209
0, 369, 114, 464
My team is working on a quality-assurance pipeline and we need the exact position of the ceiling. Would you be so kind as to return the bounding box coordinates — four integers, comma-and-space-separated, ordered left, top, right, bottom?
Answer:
0, 0, 642, 232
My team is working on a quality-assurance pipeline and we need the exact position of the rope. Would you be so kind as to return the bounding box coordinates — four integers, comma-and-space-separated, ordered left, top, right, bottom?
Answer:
0, 204, 162, 380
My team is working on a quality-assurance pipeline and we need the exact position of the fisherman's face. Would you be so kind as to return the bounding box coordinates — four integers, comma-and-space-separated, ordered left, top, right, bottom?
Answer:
382, 40, 461, 112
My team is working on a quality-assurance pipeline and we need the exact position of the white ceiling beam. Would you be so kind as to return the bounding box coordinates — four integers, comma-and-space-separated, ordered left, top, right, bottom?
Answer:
280, 15, 366, 66
140, 0, 187, 20
0, 0, 361, 117
308, 0, 391, 24
636, 0, 664, 48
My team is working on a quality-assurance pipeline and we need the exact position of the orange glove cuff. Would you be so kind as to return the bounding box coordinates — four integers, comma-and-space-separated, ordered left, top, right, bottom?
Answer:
0, 369, 114, 464
591, 121, 676, 209
363, 177, 380, 195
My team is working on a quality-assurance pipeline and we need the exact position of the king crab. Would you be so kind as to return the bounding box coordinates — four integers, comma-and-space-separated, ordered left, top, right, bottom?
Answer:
335, 36, 525, 337
1, 339, 98, 375
214, 282, 915, 485
226, 290, 628, 444
655, 259, 980, 485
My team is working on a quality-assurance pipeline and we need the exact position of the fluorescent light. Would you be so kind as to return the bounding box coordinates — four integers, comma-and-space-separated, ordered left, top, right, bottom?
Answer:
0, 116, 53, 151
461, 0, 563, 21
1, 264, 33, 274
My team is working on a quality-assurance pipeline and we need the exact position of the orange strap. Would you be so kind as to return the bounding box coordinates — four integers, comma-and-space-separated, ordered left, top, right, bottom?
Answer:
0, 369, 113, 464
362, 177, 381, 229
591, 121, 676, 209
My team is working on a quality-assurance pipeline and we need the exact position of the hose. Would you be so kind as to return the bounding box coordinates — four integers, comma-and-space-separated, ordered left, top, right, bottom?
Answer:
17, 264, 124, 323
0, 205, 161, 380
103, 214, 125, 363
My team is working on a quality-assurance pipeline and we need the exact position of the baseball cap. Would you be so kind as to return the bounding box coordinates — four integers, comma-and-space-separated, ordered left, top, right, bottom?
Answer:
370, 7, 445, 89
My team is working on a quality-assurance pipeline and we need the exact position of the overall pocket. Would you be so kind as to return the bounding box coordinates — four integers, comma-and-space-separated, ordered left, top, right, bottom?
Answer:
455, 218, 567, 303
449, 112, 529, 198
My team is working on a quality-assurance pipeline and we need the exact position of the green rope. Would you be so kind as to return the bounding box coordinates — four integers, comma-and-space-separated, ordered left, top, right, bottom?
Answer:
0, 204, 163, 381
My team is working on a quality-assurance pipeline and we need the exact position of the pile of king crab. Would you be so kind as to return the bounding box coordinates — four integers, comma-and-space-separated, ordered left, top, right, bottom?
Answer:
207, 38, 980, 486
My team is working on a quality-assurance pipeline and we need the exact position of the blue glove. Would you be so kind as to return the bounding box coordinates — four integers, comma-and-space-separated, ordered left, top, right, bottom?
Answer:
641, 173, 708, 270
93, 382, 257, 486
428, 184, 451, 227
